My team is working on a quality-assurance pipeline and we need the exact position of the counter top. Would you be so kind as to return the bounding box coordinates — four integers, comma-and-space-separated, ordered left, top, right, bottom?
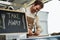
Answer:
21, 35, 60, 39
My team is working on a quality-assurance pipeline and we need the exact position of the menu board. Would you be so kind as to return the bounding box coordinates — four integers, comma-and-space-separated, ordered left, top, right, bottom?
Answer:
0, 10, 27, 33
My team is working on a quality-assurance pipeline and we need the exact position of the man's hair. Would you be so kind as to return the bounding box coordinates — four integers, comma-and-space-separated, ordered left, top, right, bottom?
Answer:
33, 0, 44, 8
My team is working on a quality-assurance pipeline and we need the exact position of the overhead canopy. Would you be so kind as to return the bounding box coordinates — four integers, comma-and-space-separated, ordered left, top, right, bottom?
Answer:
11, 0, 51, 7
41, 0, 51, 3
12, 0, 35, 7
0, 0, 51, 9
0, 0, 51, 7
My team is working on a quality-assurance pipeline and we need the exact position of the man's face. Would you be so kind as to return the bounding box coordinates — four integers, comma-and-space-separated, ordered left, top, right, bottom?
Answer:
31, 5, 41, 13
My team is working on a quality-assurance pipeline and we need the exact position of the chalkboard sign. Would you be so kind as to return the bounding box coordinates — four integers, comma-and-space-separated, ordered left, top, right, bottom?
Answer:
0, 9, 27, 33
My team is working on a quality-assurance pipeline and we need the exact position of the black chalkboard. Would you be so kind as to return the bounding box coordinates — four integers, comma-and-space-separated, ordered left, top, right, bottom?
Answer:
0, 10, 27, 33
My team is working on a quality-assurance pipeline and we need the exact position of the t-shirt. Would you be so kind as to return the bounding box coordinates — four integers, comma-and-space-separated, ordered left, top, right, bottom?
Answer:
25, 6, 41, 32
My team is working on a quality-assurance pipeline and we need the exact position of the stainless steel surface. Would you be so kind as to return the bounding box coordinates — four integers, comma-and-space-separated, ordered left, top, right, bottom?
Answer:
20, 35, 60, 40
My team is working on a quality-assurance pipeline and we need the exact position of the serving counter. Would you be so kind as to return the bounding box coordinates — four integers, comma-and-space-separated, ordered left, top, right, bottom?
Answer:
20, 35, 60, 40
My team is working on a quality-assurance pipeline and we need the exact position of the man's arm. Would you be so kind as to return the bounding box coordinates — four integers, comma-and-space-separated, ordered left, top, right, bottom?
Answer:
34, 16, 42, 36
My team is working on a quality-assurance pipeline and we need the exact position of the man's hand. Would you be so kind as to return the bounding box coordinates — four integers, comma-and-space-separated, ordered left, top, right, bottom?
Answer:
34, 28, 41, 36
28, 29, 34, 36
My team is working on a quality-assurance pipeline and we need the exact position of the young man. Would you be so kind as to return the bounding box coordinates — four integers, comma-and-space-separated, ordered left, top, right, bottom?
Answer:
26, 0, 44, 36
